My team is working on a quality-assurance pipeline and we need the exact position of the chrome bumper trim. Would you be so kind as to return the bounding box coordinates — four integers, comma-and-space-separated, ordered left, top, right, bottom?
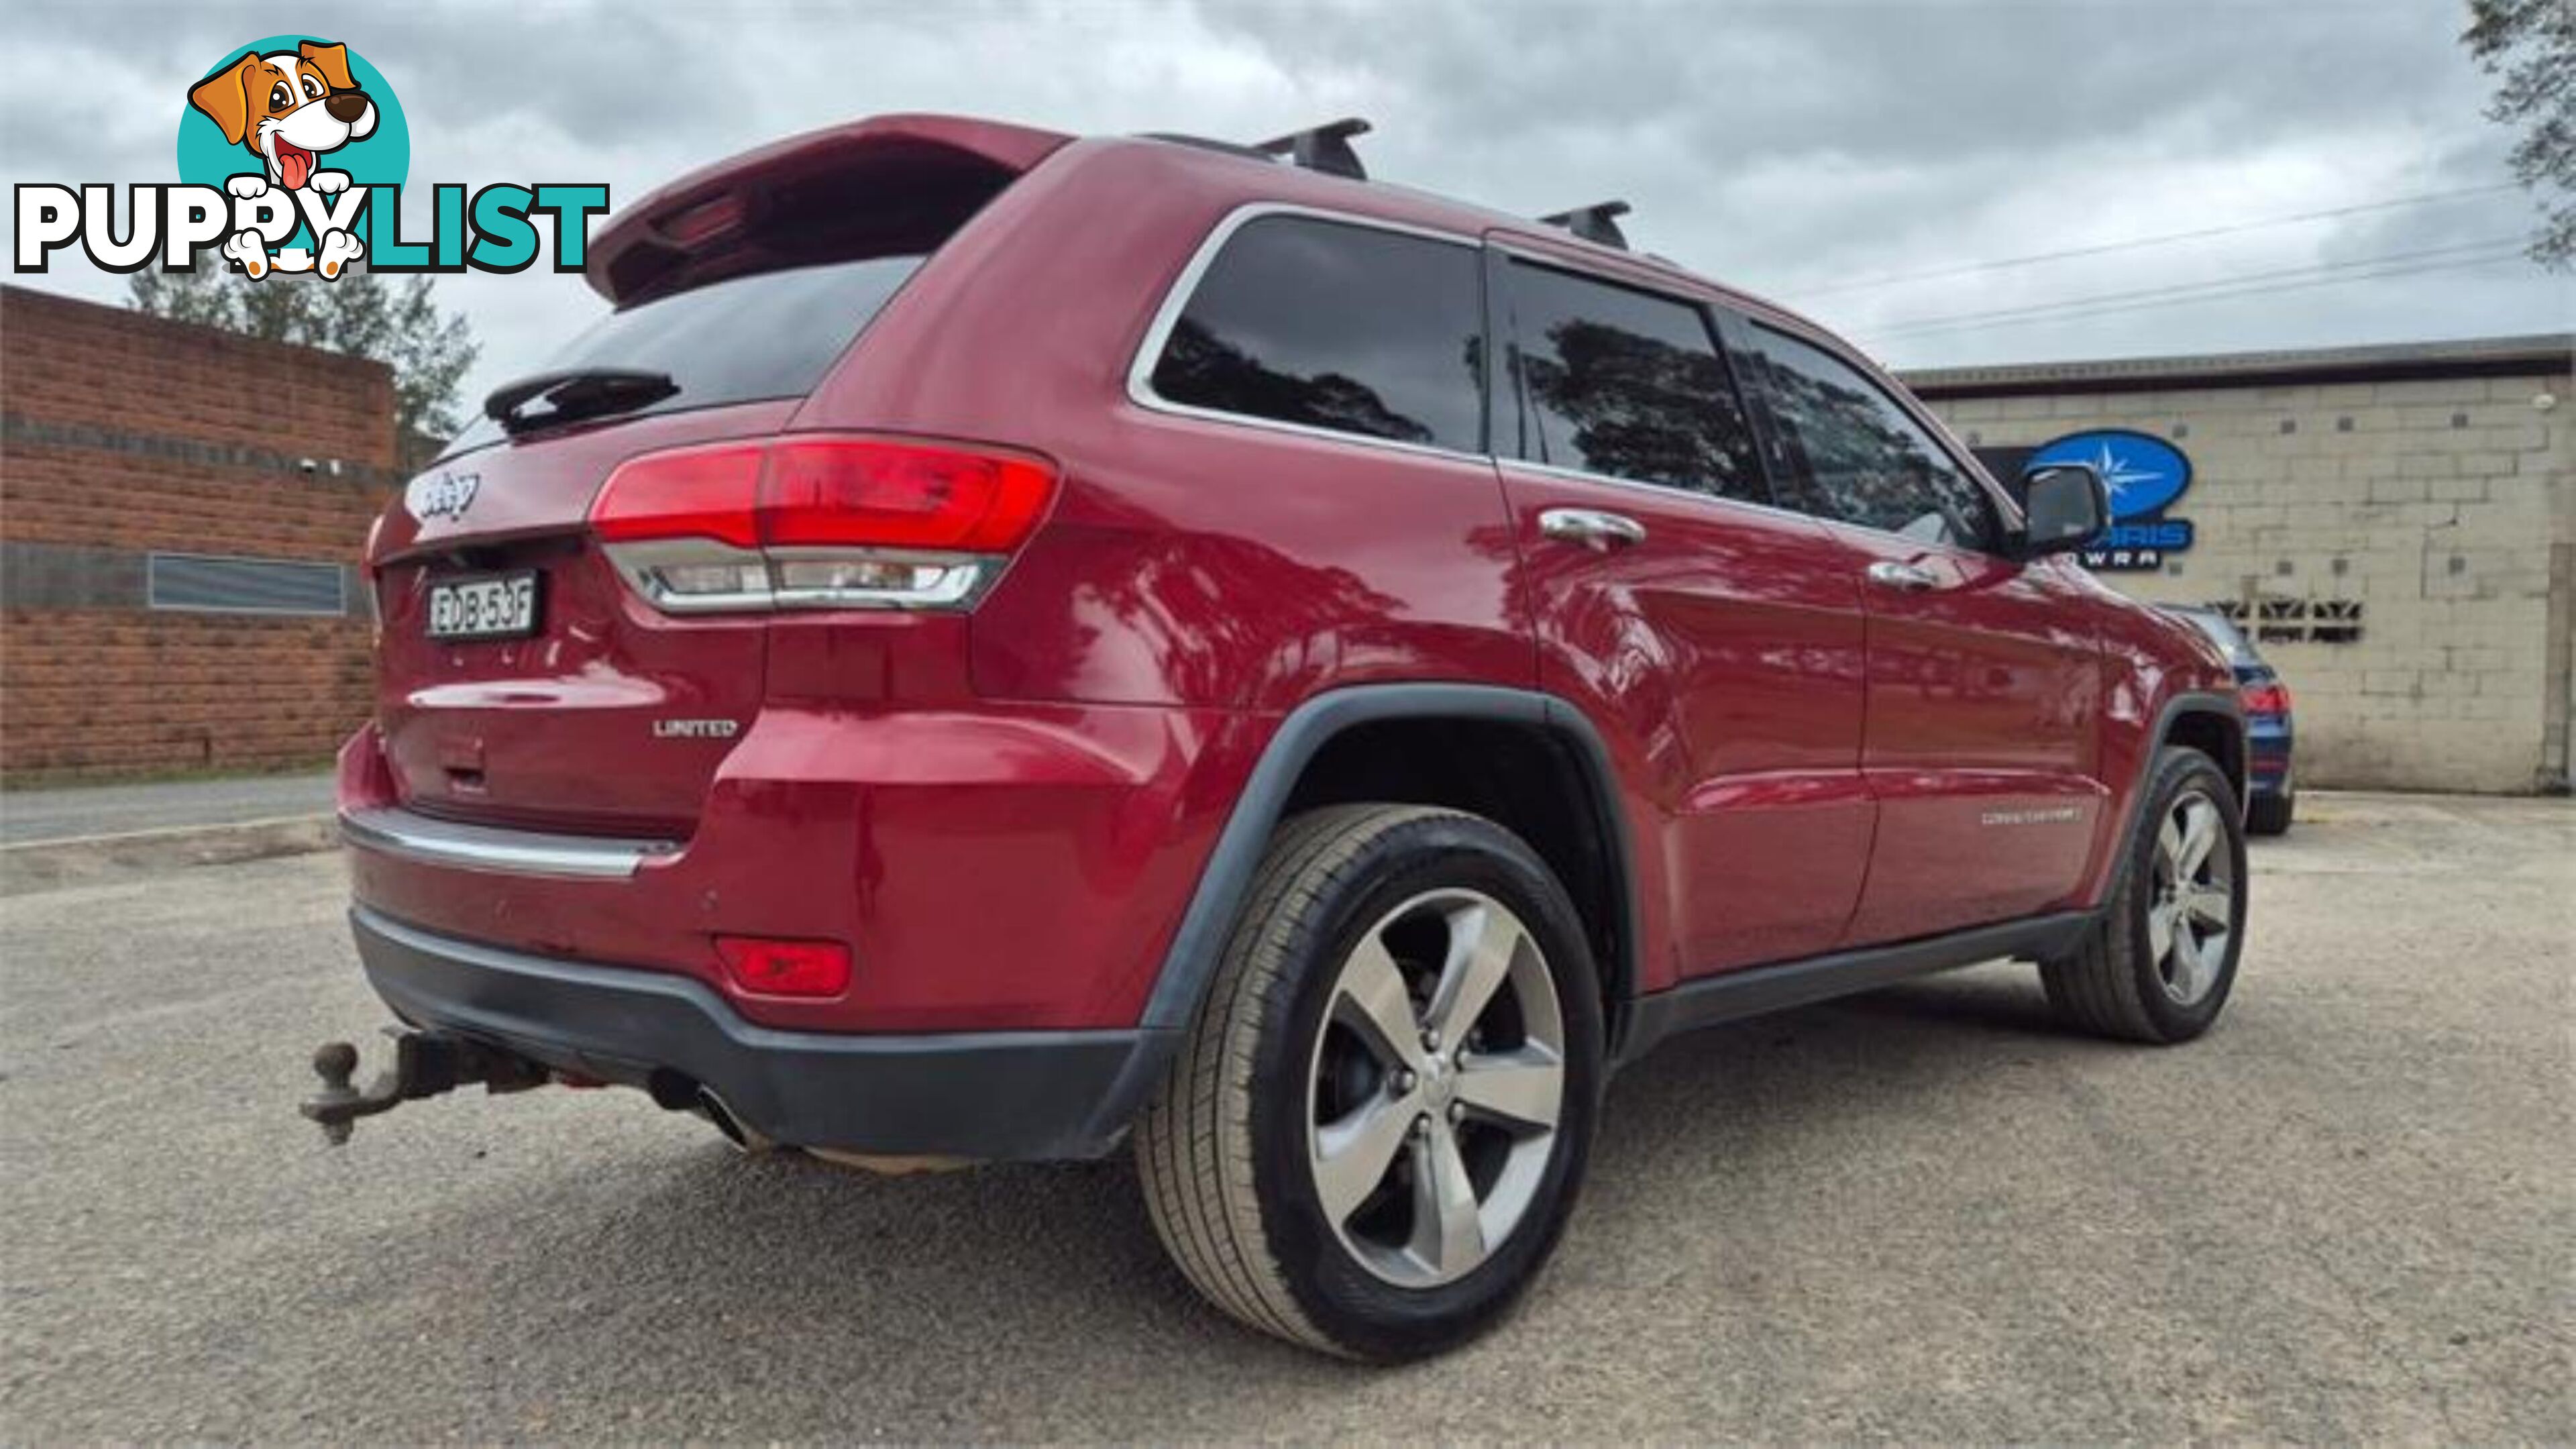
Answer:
339, 806, 674, 880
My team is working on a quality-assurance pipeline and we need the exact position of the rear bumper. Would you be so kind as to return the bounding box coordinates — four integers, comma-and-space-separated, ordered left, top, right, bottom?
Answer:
337, 702, 1261, 1034
352, 906, 1171, 1161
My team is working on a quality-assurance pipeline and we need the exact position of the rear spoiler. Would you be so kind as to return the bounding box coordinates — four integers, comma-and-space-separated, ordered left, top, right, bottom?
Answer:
584, 114, 1073, 308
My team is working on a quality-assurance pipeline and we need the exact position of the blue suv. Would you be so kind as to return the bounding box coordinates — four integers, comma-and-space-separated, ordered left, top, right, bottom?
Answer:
2164, 606, 2295, 835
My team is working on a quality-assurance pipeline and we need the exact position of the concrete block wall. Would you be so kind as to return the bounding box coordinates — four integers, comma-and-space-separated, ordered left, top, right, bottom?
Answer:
1923, 365, 2573, 794
0, 286, 399, 780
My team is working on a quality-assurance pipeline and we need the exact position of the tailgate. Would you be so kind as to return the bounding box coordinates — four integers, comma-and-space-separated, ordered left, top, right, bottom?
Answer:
370, 113, 1074, 837
374, 402, 796, 835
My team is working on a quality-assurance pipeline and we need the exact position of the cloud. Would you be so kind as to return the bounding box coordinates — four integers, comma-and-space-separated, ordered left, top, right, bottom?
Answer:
2, 0, 2561, 439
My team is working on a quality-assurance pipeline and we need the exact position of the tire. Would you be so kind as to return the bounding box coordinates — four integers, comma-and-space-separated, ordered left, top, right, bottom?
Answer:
2246, 787, 2294, 837
1134, 804, 1605, 1361
2041, 747, 2247, 1044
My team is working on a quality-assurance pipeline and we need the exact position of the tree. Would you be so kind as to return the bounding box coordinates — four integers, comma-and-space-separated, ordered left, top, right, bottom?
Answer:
129, 266, 479, 441
2464, 0, 2576, 269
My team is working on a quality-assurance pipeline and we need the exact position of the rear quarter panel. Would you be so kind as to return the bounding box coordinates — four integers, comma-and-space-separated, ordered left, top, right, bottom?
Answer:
796, 140, 1533, 714
775, 140, 1552, 1022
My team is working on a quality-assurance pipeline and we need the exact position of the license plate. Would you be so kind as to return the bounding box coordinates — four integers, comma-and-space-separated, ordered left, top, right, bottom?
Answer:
426, 571, 540, 641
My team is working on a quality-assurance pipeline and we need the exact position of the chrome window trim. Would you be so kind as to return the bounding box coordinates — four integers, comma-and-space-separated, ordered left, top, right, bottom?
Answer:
1511, 455, 2019, 565
1499, 458, 1827, 533
1486, 256, 2038, 553
1124, 201, 2037, 564
341, 806, 676, 880
1124, 202, 1491, 466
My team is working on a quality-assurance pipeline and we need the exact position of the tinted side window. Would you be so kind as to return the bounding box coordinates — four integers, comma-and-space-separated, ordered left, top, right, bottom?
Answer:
1750, 327, 2000, 550
1148, 216, 1484, 452
1506, 262, 1765, 503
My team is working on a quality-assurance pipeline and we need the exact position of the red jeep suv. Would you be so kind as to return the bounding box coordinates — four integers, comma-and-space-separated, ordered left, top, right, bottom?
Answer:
318, 114, 2249, 1360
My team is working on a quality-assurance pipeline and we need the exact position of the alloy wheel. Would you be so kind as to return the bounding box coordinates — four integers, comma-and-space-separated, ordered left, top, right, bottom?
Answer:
1305, 888, 1566, 1288
2148, 788, 2237, 1006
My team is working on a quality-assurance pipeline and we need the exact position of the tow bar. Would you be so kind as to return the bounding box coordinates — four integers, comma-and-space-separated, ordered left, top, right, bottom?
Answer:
299, 1032, 551, 1144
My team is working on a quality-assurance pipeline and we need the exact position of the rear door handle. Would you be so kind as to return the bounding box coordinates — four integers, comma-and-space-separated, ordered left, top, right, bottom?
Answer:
1539, 508, 1647, 551
1866, 559, 1939, 592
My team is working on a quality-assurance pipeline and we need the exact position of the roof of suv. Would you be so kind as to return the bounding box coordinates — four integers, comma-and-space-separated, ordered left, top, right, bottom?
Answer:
1118, 128, 1827, 333
586, 113, 1839, 344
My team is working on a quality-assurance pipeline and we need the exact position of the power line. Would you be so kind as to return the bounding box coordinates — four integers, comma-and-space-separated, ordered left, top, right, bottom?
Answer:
1860, 237, 2528, 339
1786, 182, 2522, 299
1864, 249, 2528, 343
1858, 247, 2532, 344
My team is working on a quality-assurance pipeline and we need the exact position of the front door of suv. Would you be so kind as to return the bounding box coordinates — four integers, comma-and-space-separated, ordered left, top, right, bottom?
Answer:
1734, 321, 2104, 944
1491, 248, 1875, 976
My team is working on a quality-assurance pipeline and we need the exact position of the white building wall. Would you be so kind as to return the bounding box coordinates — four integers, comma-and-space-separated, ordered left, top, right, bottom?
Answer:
1922, 364, 2573, 794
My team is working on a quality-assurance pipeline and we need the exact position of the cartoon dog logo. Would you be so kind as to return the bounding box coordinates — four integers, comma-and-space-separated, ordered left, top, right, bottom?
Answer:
186, 40, 376, 279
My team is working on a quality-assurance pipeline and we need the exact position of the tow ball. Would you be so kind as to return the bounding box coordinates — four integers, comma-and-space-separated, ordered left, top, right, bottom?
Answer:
300, 1031, 550, 1144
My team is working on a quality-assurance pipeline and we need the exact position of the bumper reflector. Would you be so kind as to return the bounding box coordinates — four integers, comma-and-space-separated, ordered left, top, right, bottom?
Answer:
716, 936, 853, 998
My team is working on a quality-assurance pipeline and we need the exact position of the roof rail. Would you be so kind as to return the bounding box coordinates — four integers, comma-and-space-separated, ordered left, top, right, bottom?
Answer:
1252, 117, 1371, 180
1540, 201, 1632, 250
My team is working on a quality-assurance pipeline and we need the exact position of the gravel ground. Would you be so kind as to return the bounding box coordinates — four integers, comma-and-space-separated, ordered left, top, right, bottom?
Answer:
2, 792, 2568, 1441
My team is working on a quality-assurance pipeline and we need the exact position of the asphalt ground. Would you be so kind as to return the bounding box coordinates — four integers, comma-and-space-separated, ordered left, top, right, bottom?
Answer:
0, 771, 333, 846
2, 792, 2567, 1440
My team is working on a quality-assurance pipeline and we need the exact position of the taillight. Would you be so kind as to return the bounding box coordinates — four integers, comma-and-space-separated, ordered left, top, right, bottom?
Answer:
588, 434, 1058, 613
763, 439, 1054, 551
715, 936, 853, 998
591, 442, 765, 549
2241, 681, 2290, 715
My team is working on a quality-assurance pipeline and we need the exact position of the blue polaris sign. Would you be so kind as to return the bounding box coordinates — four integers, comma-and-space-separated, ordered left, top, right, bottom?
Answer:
2025, 429, 2196, 570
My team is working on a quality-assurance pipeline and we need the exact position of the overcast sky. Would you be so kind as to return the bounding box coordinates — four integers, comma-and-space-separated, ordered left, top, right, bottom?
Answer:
3, 0, 2566, 421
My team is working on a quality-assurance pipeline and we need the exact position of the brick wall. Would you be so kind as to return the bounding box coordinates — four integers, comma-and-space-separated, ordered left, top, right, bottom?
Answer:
1917, 356, 2574, 794
1, 285, 398, 780
3, 612, 376, 777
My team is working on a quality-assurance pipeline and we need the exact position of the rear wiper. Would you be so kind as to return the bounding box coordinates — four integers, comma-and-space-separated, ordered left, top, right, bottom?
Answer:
484, 367, 680, 436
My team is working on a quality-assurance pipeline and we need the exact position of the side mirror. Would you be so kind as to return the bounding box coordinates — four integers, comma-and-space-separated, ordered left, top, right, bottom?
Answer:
2017, 464, 2109, 559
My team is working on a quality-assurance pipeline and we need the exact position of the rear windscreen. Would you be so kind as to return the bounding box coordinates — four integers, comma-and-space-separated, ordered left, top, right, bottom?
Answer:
446, 254, 924, 453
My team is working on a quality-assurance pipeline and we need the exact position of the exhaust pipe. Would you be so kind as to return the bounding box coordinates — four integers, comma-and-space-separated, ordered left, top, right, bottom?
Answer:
694, 1087, 769, 1152
646, 1070, 776, 1155
643, 1070, 960, 1171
